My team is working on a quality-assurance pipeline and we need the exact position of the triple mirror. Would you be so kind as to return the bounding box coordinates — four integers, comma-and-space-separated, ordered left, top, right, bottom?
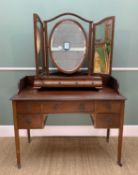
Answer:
33, 13, 115, 88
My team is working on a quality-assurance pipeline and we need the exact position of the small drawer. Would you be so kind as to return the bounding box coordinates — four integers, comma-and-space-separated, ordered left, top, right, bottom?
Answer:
95, 101, 121, 113
17, 114, 46, 129
43, 101, 94, 113
16, 102, 41, 114
92, 113, 120, 128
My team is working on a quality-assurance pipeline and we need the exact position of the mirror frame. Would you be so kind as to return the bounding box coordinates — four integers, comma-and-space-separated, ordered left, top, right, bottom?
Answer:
49, 19, 88, 74
92, 16, 115, 75
33, 14, 45, 78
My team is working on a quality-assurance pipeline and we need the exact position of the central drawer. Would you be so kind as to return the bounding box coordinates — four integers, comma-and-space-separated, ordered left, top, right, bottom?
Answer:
42, 101, 94, 113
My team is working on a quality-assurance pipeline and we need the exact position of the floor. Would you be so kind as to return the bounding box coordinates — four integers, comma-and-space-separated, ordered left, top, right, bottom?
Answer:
0, 137, 138, 175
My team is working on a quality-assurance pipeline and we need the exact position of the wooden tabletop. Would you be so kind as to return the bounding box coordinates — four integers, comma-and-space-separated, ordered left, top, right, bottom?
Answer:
11, 87, 126, 101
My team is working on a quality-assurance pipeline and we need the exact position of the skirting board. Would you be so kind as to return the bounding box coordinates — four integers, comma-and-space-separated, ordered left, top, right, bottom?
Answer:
0, 125, 138, 137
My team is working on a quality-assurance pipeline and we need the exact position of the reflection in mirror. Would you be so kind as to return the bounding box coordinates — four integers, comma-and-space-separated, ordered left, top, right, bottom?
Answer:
93, 18, 114, 74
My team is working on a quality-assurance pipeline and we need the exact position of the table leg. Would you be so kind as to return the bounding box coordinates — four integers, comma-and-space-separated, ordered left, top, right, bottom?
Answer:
12, 101, 21, 169
106, 128, 110, 143
14, 129, 21, 169
117, 101, 125, 167
117, 126, 123, 166
27, 129, 31, 143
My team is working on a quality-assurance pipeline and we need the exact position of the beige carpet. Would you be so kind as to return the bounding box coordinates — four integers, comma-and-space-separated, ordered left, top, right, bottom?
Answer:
0, 137, 138, 175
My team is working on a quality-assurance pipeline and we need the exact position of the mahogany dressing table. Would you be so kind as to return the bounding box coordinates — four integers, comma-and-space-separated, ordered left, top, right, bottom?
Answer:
11, 13, 126, 168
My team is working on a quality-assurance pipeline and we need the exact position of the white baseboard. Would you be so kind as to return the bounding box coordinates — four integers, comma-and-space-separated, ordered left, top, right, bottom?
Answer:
0, 125, 138, 137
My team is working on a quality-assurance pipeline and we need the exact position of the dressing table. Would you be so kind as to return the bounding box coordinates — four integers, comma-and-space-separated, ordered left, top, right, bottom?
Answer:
11, 13, 126, 168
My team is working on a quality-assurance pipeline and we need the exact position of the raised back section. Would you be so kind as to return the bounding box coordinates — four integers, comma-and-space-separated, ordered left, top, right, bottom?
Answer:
33, 13, 115, 89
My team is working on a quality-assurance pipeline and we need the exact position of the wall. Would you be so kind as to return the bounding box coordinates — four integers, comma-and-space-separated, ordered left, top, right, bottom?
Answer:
0, 0, 138, 125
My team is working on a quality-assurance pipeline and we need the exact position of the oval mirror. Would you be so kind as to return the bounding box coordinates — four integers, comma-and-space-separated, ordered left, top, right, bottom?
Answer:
50, 19, 87, 74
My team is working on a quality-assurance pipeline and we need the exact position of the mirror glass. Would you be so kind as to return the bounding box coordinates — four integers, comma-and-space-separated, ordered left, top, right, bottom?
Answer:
50, 20, 87, 74
93, 18, 113, 74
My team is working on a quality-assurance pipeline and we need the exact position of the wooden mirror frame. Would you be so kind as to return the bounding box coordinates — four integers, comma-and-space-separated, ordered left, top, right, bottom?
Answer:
49, 19, 88, 74
92, 16, 115, 75
33, 14, 45, 78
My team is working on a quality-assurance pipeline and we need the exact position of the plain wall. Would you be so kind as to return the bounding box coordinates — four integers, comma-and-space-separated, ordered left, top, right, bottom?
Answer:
0, 0, 138, 125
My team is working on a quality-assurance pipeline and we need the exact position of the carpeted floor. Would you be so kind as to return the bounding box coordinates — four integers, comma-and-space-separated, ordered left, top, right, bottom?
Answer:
0, 137, 138, 175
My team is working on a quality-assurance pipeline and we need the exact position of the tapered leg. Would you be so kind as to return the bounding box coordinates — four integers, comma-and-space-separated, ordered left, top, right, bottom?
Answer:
117, 101, 125, 167
14, 129, 21, 169
27, 129, 31, 143
12, 101, 21, 169
117, 127, 123, 166
106, 128, 110, 143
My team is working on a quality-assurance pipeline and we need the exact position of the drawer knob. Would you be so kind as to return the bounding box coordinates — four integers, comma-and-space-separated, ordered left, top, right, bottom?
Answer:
53, 103, 59, 111
79, 103, 85, 111
25, 118, 32, 125
104, 103, 112, 110
106, 117, 112, 123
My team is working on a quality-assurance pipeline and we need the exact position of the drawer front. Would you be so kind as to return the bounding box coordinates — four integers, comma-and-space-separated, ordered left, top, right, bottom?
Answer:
95, 101, 121, 113
93, 113, 120, 128
43, 101, 94, 113
17, 114, 45, 129
16, 102, 42, 114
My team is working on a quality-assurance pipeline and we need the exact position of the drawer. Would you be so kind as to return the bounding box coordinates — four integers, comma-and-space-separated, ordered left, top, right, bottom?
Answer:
92, 113, 120, 128
43, 101, 94, 113
17, 114, 46, 129
95, 101, 121, 113
16, 102, 42, 114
